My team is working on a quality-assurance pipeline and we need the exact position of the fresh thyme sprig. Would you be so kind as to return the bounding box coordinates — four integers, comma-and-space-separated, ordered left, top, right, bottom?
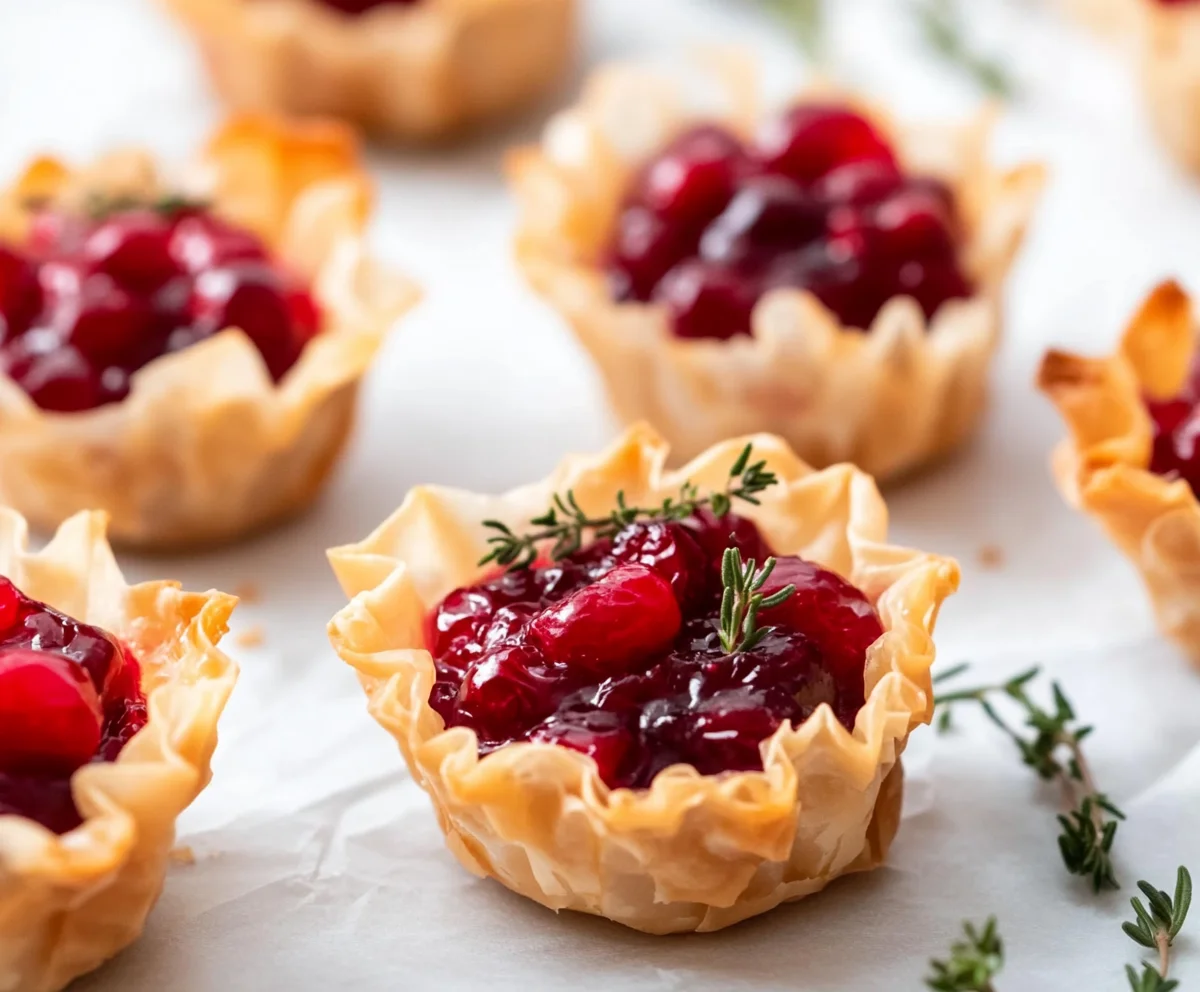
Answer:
758, 0, 824, 59
925, 917, 1004, 991
1122, 867, 1193, 991
912, 0, 1015, 98
479, 443, 778, 570
935, 665, 1124, 891
718, 548, 796, 654
81, 191, 209, 220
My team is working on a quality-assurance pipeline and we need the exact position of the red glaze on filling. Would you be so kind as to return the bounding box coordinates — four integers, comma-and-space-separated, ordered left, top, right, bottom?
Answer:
0, 578, 147, 833
605, 104, 973, 338
0, 203, 322, 412
426, 512, 880, 789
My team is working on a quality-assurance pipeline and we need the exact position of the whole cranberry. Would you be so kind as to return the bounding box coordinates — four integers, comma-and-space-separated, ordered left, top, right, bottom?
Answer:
633, 125, 747, 227
699, 175, 824, 268
84, 210, 180, 292
811, 159, 903, 207
609, 519, 710, 608
871, 188, 957, 259
653, 259, 758, 340
59, 273, 154, 362
169, 213, 268, 273
0, 245, 41, 339
684, 509, 772, 568
527, 564, 682, 676
755, 105, 896, 186
456, 645, 563, 741
606, 206, 699, 303
1, 341, 103, 412
189, 263, 310, 380
0, 649, 104, 774
529, 710, 636, 786
757, 557, 882, 685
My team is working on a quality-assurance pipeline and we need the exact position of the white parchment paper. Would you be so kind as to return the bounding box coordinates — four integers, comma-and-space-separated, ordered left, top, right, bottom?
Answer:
4, 0, 1200, 988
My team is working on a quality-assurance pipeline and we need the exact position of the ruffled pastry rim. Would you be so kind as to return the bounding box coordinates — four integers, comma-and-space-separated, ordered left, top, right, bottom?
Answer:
158, 0, 577, 142
1037, 279, 1200, 663
327, 423, 959, 933
507, 56, 1045, 480
0, 507, 237, 991
0, 115, 419, 549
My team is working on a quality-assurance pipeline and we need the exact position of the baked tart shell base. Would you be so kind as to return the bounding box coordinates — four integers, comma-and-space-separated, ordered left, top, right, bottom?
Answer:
1038, 280, 1200, 664
0, 508, 237, 992
508, 59, 1044, 480
328, 425, 959, 933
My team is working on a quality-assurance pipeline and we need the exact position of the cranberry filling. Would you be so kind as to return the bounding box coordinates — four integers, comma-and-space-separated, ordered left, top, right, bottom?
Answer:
605, 104, 973, 338
427, 512, 879, 789
0, 201, 322, 412
0, 578, 147, 833
1145, 353, 1200, 492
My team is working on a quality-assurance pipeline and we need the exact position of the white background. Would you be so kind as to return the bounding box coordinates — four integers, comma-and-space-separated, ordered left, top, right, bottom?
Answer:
4, 1, 1200, 988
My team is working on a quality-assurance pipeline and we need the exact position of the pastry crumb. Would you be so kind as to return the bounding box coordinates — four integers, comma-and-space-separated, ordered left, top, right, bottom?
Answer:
235, 625, 265, 648
169, 846, 196, 866
977, 544, 1005, 570
233, 581, 261, 604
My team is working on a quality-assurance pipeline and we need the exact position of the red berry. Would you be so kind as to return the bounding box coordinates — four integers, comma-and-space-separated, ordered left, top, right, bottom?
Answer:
189, 263, 306, 380
755, 104, 896, 185
529, 711, 635, 785
0, 245, 41, 338
699, 175, 824, 268
2, 341, 103, 412
812, 159, 903, 207
456, 645, 561, 741
634, 125, 746, 227
84, 210, 180, 292
169, 213, 267, 273
528, 563, 681, 676
606, 206, 699, 302
62, 274, 154, 361
871, 188, 957, 259
0, 649, 103, 774
653, 258, 758, 340
609, 520, 710, 608
757, 557, 883, 684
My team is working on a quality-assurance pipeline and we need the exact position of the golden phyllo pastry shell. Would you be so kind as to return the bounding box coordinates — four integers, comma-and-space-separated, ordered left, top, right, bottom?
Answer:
327, 425, 959, 934
0, 115, 418, 550
1038, 280, 1200, 663
0, 508, 237, 992
158, 0, 577, 142
507, 58, 1044, 480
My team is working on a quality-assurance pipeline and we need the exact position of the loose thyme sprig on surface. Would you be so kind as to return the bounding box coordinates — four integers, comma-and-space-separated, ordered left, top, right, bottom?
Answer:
1122, 866, 1192, 991
935, 664, 1124, 891
718, 548, 796, 654
479, 443, 778, 570
912, 0, 1015, 98
925, 917, 1004, 991
759, 0, 1014, 97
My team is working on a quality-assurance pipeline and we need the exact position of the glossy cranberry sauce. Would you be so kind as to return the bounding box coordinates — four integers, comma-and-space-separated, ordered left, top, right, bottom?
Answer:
1146, 355, 1200, 492
0, 201, 322, 412
0, 578, 147, 833
427, 512, 880, 789
605, 104, 973, 338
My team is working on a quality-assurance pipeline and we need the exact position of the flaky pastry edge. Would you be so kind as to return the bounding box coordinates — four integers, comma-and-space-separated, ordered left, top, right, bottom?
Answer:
326, 423, 959, 933
0, 114, 419, 549
158, 0, 576, 142
507, 55, 1045, 480
1037, 280, 1200, 664
0, 508, 237, 992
